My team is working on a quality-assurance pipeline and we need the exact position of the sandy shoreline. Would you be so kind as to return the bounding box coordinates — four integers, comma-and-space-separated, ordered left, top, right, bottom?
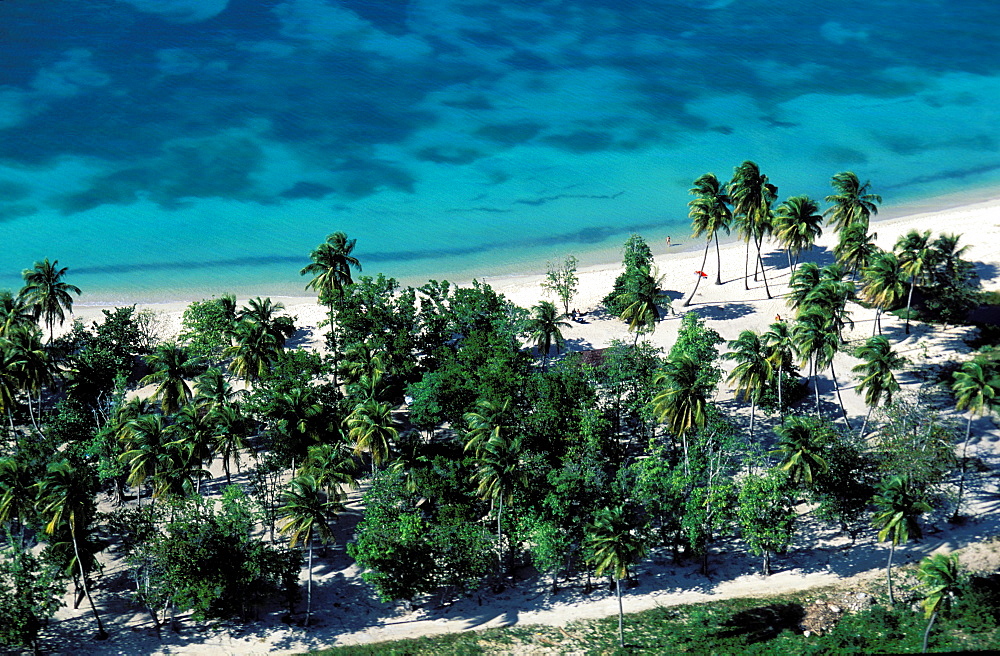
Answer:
42, 188, 1000, 655
62, 190, 1000, 354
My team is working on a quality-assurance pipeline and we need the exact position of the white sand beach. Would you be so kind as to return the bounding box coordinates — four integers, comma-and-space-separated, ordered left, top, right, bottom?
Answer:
47, 194, 1000, 654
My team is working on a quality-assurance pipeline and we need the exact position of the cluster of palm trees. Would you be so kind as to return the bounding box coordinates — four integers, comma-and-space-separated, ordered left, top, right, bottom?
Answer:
686, 165, 879, 303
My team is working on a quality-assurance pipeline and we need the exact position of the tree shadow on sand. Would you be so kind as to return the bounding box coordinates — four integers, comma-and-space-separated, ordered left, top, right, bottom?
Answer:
714, 603, 805, 644
688, 303, 756, 321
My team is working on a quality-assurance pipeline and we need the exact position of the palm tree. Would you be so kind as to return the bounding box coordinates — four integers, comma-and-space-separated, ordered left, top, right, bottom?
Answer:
687, 172, 732, 295
824, 171, 881, 233
729, 161, 776, 297
804, 277, 854, 344
586, 504, 648, 648
861, 250, 906, 336
724, 330, 772, 440
279, 474, 341, 627
2, 323, 52, 431
139, 342, 203, 414
786, 263, 823, 315
0, 290, 35, 338
272, 386, 327, 467
300, 440, 358, 499
895, 229, 934, 335
170, 403, 216, 495
853, 336, 906, 437
917, 552, 963, 653
773, 195, 823, 271
0, 455, 36, 547
470, 430, 529, 575
463, 398, 513, 457
762, 319, 796, 421
346, 399, 397, 473
527, 301, 570, 368
301, 231, 361, 308
34, 459, 108, 639
119, 413, 171, 503
872, 475, 932, 604
19, 258, 82, 341
771, 416, 829, 486
193, 366, 243, 412
301, 232, 362, 364
618, 266, 667, 344
226, 317, 285, 383
0, 347, 23, 431
929, 233, 969, 284
792, 308, 840, 420
834, 221, 878, 281
210, 403, 249, 485
652, 353, 709, 477
951, 360, 1000, 520
239, 297, 296, 349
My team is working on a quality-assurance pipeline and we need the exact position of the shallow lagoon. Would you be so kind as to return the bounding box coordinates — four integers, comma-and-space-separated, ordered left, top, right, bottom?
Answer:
1, 0, 999, 302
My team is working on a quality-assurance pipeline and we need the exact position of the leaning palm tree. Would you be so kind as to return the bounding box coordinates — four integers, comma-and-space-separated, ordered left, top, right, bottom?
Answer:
771, 416, 830, 486
773, 195, 823, 271
824, 171, 881, 233
724, 330, 773, 440
139, 342, 203, 414
687, 172, 732, 297
872, 475, 932, 604
279, 474, 341, 628
916, 552, 964, 653
586, 504, 648, 648
951, 360, 1000, 520
19, 258, 82, 341
860, 250, 906, 336
527, 301, 570, 368
804, 277, 854, 344
34, 459, 108, 639
852, 336, 906, 437
346, 399, 398, 473
729, 161, 776, 297
895, 229, 934, 335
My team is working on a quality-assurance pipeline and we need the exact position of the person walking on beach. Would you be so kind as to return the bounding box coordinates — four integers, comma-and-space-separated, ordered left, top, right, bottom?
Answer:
666, 236, 672, 247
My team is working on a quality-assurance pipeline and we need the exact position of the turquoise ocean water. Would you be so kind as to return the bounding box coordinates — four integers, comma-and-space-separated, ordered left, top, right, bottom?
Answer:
1, 0, 999, 303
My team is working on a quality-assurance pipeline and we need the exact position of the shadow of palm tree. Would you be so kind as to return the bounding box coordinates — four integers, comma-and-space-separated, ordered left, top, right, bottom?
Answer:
714, 603, 805, 643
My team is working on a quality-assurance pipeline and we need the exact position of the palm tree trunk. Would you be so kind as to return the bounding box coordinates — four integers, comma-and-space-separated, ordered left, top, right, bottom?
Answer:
497, 493, 504, 577
306, 540, 313, 627
811, 358, 821, 418
744, 240, 751, 290
71, 521, 108, 639
786, 249, 793, 271
860, 406, 873, 439
887, 541, 896, 604
922, 609, 938, 653
616, 576, 624, 648
685, 239, 711, 307
714, 234, 723, 285
829, 362, 853, 430
749, 398, 756, 441
873, 306, 882, 336
953, 413, 974, 521
756, 236, 772, 299
905, 280, 915, 334
763, 549, 771, 576
777, 369, 784, 423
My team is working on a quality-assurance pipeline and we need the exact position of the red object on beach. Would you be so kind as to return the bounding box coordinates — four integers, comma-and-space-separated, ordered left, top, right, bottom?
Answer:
695, 270, 708, 278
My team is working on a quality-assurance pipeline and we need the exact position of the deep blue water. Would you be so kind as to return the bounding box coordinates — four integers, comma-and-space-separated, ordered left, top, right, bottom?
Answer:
1, 0, 999, 302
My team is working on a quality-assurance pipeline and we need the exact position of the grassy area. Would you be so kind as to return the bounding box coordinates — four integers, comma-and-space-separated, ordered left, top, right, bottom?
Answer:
309, 578, 1000, 655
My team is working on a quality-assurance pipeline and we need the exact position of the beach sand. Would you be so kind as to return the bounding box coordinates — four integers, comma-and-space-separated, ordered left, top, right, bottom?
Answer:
46, 196, 1000, 654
